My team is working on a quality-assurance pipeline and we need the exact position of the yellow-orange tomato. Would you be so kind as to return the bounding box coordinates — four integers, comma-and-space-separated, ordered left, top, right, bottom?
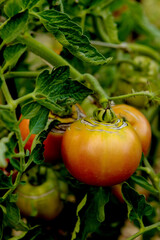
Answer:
61, 118, 142, 186
112, 104, 151, 156
19, 104, 85, 164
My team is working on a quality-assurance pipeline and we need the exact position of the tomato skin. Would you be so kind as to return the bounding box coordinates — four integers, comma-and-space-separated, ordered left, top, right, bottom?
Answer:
19, 104, 85, 164
61, 118, 142, 186
15, 167, 67, 220
112, 104, 151, 156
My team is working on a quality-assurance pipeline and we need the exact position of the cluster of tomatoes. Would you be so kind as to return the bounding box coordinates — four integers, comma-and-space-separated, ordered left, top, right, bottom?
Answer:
16, 102, 151, 220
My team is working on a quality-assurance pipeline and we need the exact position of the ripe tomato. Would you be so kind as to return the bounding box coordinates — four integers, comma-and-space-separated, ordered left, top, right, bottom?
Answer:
19, 104, 85, 164
61, 117, 142, 186
112, 104, 151, 156
15, 166, 68, 220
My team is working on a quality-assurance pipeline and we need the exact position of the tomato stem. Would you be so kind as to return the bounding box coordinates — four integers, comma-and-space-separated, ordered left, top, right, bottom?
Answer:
126, 222, 160, 240
17, 33, 83, 80
83, 73, 109, 107
108, 91, 155, 102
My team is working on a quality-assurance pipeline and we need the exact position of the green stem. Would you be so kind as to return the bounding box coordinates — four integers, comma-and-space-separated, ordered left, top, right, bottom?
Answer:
80, 11, 87, 31
2, 171, 22, 201
128, 43, 160, 62
17, 33, 82, 80
126, 222, 160, 240
13, 92, 35, 107
4, 71, 40, 79
108, 91, 155, 101
0, 69, 16, 109
93, 17, 110, 42
83, 73, 109, 107
91, 41, 160, 62
59, 0, 64, 12
144, 157, 160, 191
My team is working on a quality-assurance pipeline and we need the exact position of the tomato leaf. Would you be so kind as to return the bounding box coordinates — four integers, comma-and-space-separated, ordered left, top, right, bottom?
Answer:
20, 0, 40, 9
122, 182, 153, 225
0, 133, 17, 168
0, 109, 18, 132
29, 107, 49, 135
4, 0, 22, 17
37, 9, 112, 65
21, 102, 42, 119
131, 175, 159, 195
0, 171, 13, 189
34, 66, 92, 116
0, 10, 28, 44
3, 197, 29, 231
3, 43, 26, 71
72, 187, 110, 240
29, 120, 60, 164
71, 194, 87, 240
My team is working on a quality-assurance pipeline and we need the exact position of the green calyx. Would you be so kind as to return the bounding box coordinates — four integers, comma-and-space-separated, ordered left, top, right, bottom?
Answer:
93, 107, 117, 123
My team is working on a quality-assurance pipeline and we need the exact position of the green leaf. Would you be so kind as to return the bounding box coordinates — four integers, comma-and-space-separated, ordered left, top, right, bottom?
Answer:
21, 101, 41, 119
0, 171, 13, 189
34, 66, 92, 116
0, 10, 28, 44
131, 175, 159, 195
7, 231, 28, 240
29, 120, 59, 164
122, 182, 153, 224
102, 9, 119, 44
0, 109, 17, 132
37, 9, 112, 65
73, 187, 110, 240
10, 158, 20, 172
4, 0, 22, 17
3, 43, 26, 70
4, 199, 29, 231
72, 194, 87, 240
0, 137, 10, 168
0, 133, 17, 168
20, 0, 40, 9
29, 106, 49, 134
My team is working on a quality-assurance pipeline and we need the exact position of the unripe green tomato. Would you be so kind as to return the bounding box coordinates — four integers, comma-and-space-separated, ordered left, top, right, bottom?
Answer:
15, 167, 68, 220
61, 117, 142, 186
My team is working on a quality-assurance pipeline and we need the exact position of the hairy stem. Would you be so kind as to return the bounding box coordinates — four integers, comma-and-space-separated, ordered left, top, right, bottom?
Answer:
17, 33, 82, 80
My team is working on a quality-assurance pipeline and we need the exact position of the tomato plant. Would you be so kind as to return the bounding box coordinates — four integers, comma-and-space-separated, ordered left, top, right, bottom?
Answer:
0, 0, 160, 239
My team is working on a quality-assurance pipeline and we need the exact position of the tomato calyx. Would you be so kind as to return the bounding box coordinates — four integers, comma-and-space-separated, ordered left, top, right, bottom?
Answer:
93, 105, 117, 123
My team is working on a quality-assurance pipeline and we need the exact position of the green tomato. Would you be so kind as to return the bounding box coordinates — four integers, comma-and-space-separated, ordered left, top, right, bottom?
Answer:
15, 166, 68, 220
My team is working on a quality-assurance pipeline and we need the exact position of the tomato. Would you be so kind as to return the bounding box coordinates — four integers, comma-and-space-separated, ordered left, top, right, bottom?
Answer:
112, 104, 151, 156
19, 104, 85, 164
61, 117, 142, 186
15, 166, 68, 220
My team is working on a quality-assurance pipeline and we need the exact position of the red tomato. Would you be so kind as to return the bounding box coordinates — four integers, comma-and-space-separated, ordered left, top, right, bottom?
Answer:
19, 104, 85, 164
112, 104, 151, 156
61, 117, 142, 186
